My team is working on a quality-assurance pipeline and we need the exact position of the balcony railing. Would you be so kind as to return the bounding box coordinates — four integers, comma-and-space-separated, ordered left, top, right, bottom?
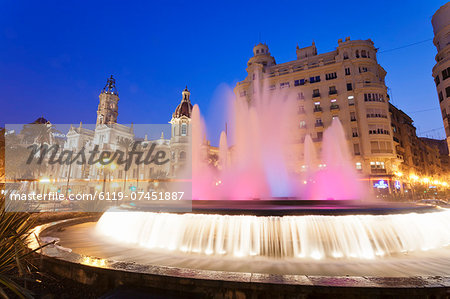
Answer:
315, 122, 324, 127
312, 93, 321, 98
314, 107, 322, 112
329, 90, 337, 95
330, 104, 340, 110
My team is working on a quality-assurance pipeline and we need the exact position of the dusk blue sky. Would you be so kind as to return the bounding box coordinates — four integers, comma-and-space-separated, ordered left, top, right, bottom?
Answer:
0, 0, 447, 144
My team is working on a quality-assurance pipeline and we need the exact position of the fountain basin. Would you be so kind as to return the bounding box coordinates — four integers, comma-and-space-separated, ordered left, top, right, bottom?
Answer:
29, 215, 450, 298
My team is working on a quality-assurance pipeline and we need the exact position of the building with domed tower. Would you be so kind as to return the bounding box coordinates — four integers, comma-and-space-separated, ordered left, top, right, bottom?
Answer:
37, 77, 194, 195
169, 86, 193, 175
235, 38, 402, 191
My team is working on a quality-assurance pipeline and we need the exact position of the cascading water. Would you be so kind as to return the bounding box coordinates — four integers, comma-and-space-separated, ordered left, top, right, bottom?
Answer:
97, 209, 450, 260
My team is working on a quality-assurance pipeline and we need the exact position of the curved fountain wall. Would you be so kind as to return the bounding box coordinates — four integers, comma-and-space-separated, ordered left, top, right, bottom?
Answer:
96, 209, 450, 260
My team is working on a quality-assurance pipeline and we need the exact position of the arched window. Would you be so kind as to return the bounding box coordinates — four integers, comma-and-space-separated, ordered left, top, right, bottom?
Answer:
361, 50, 367, 58
180, 151, 186, 161
343, 52, 348, 60
181, 123, 187, 136
355, 50, 360, 58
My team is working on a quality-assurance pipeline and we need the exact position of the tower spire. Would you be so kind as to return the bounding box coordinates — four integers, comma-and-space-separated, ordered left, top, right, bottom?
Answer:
102, 75, 118, 95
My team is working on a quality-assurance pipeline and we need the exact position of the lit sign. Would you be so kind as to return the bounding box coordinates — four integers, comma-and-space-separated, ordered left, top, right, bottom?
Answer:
374, 180, 389, 189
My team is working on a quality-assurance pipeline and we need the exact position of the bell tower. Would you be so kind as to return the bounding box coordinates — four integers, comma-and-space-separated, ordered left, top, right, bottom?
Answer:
96, 75, 119, 126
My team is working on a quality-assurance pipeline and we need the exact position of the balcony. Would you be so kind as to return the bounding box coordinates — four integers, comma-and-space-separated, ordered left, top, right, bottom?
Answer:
312, 92, 321, 98
350, 117, 357, 122
314, 107, 322, 113
371, 168, 387, 174
330, 104, 340, 111
329, 90, 337, 95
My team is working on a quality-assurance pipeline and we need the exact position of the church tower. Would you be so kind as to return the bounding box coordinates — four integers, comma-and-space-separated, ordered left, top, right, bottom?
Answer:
170, 86, 193, 143
96, 75, 119, 126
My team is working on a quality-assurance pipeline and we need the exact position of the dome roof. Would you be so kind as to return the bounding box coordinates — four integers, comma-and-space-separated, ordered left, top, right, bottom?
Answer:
173, 87, 193, 118
32, 117, 51, 124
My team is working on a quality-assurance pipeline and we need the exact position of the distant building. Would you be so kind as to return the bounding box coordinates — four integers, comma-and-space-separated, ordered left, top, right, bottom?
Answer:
390, 104, 442, 180
431, 2, 450, 154
420, 137, 450, 174
235, 38, 399, 189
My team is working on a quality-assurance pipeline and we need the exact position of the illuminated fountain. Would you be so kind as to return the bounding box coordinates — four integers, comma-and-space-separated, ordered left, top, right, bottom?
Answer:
90, 87, 450, 273
36, 87, 450, 283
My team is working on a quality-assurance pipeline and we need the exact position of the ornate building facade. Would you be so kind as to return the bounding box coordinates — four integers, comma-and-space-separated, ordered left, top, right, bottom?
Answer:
235, 38, 399, 189
432, 2, 450, 154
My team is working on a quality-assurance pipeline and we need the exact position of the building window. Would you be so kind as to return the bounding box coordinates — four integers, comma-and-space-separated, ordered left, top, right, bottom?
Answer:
352, 127, 358, 137
435, 75, 440, 86
350, 112, 356, 121
446, 86, 450, 98
240, 91, 247, 97
354, 143, 360, 155
180, 151, 186, 161
356, 50, 360, 58
370, 141, 392, 153
280, 82, 290, 89
442, 67, 450, 80
181, 124, 187, 136
359, 66, 368, 73
368, 125, 390, 135
345, 68, 351, 75
310, 76, 321, 83
297, 92, 305, 100
268, 85, 276, 90
314, 102, 322, 112
364, 93, 384, 102
343, 52, 349, 60
299, 120, 306, 128
294, 79, 305, 86
329, 86, 337, 95
325, 72, 337, 80
370, 161, 385, 169
315, 118, 323, 126
346, 83, 352, 91
348, 95, 355, 105
361, 50, 367, 58
355, 162, 362, 170
312, 89, 320, 97
439, 91, 444, 102
366, 108, 387, 118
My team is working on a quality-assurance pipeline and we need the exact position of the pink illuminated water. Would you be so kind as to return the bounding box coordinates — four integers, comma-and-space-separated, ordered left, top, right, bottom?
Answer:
190, 87, 365, 200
